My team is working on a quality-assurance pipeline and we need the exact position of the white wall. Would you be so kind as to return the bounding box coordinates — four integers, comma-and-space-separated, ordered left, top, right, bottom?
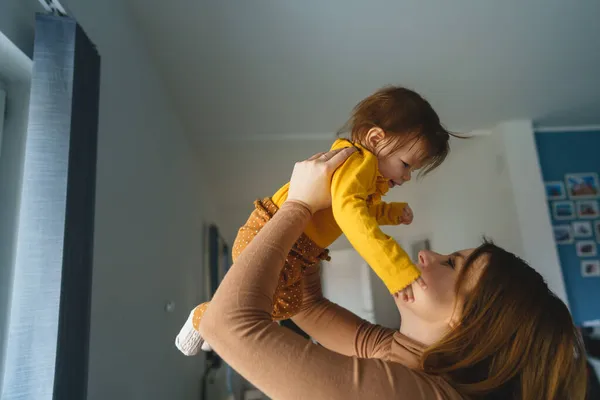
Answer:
498, 120, 568, 303
0, 0, 42, 58
322, 249, 375, 323
367, 268, 400, 329
3, 1, 220, 399
61, 1, 221, 398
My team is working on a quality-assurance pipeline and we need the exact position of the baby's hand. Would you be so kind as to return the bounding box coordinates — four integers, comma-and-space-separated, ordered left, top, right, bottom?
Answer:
394, 277, 427, 302
400, 205, 414, 225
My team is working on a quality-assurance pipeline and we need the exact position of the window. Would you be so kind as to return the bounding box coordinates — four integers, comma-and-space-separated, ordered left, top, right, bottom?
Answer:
1, 16, 100, 399
0, 30, 33, 397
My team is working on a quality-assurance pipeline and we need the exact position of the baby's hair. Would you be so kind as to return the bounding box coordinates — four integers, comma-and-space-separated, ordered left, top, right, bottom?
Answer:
337, 85, 460, 177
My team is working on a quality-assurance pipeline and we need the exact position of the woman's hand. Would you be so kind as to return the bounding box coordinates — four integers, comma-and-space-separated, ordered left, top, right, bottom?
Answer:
287, 147, 357, 214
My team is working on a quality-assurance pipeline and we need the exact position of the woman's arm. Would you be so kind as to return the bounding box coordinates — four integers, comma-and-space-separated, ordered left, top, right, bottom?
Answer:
199, 201, 456, 400
292, 263, 395, 358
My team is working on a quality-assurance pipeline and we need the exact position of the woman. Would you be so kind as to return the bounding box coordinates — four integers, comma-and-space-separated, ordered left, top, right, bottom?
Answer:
199, 148, 587, 399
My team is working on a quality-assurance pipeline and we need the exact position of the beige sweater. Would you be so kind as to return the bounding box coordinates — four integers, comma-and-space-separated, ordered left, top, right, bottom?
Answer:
199, 201, 464, 400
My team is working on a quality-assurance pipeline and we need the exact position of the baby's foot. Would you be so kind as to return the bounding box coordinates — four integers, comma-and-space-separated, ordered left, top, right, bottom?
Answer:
175, 304, 212, 355
201, 341, 212, 352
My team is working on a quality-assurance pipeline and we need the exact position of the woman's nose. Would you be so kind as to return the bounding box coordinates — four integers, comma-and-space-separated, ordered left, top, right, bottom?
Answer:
418, 250, 428, 266
418, 250, 440, 267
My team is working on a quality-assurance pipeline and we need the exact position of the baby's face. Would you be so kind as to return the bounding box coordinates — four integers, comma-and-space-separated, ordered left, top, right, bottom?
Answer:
376, 139, 427, 188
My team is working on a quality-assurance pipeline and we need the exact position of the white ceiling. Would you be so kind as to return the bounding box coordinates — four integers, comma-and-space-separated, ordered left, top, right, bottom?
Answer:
124, 0, 600, 238
127, 0, 600, 137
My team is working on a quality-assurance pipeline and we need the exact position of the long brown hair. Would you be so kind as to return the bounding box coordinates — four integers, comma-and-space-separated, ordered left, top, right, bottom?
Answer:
337, 85, 458, 177
422, 241, 587, 399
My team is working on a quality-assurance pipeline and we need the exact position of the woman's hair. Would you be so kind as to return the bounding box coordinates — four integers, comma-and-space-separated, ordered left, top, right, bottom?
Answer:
337, 85, 457, 177
422, 241, 587, 399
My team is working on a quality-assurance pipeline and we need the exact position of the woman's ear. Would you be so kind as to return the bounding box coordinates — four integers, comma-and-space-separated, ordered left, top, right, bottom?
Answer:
447, 308, 461, 330
365, 127, 385, 150
448, 319, 459, 329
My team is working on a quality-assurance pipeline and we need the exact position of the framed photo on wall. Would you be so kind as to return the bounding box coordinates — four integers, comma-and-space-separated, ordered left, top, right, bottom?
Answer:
576, 241, 597, 257
565, 173, 600, 199
576, 200, 599, 219
572, 221, 593, 238
545, 181, 566, 200
204, 224, 230, 299
581, 260, 600, 277
552, 201, 575, 220
595, 221, 600, 243
553, 225, 574, 244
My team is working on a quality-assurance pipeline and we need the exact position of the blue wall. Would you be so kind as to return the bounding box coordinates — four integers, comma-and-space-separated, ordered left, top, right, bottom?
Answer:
535, 131, 600, 325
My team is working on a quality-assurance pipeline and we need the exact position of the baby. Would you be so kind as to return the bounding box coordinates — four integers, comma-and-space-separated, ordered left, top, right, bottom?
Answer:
176, 86, 453, 355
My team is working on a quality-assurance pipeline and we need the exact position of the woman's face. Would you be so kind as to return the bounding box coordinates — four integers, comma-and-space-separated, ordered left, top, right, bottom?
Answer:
396, 248, 485, 326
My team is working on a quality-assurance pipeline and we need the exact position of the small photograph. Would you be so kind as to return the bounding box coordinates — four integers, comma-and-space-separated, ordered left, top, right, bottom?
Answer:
552, 201, 575, 220
553, 225, 574, 244
565, 173, 600, 199
545, 181, 566, 200
576, 200, 600, 219
572, 221, 593, 238
576, 240, 597, 257
595, 221, 600, 243
581, 260, 600, 277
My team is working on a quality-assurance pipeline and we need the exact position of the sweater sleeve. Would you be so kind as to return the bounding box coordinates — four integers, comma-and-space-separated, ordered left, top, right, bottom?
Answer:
198, 201, 461, 400
330, 151, 420, 293
292, 264, 396, 358
369, 201, 409, 225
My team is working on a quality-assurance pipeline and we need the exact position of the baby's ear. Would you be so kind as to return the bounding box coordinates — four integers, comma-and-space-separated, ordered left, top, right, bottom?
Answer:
365, 127, 385, 148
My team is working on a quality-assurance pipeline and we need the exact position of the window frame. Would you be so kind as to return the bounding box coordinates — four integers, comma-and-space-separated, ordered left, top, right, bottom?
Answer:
0, 85, 5, 154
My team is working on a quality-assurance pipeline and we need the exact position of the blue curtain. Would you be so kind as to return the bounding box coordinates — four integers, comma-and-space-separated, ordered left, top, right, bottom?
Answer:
2, 14, 99, 400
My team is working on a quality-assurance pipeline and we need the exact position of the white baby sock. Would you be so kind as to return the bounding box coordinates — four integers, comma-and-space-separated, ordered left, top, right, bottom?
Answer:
175, 307, 213, 355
